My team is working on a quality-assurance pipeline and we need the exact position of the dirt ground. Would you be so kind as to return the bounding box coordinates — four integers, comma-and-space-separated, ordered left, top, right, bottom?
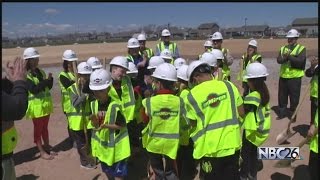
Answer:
2, 39, 318, 180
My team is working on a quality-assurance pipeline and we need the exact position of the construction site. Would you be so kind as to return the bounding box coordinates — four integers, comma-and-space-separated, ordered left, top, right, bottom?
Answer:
2, 2, 319, 180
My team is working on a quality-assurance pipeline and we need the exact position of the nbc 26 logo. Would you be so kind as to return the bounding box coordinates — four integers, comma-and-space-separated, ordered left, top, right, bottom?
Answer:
257, 147, 301, 160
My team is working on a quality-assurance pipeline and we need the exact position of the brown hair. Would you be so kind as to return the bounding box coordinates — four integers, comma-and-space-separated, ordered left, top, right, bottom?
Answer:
248, 77, 270, 107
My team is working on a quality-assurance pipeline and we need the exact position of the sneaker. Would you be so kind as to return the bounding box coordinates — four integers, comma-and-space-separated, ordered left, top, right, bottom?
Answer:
80, 163, 97, 170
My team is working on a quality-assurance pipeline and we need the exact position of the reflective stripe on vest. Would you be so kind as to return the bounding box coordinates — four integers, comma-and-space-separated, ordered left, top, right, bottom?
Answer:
238, 53, 262, 82
67, 83, 90, 130
2, 121, 18, 155
188, 81, 238, 142
157, 42, 177, 55
142, 94, 182, 159
221, 48, 230, 78
58, 71, 75, 113
280, 44, 305, 78
243, 91, 271, 146
310, 109, 318, 153
139, 48, 154, 59
26, 69, 53, 119
90, 102, 130, 165
311, 74, 318, 98
109, 76, 135, 122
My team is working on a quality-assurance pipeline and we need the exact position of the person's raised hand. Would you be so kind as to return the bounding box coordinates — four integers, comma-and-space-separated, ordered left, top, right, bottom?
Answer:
5, 57, 27, 82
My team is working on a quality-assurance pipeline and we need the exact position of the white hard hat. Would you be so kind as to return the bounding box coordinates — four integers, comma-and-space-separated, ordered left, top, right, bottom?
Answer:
77, 62, 92, 74
286, 29, 300, 38
211, 32, 223, 40
211, 49, 224, 60
204, 40, 213, 47
243, 62, 269, 79
89, 69, 113, 91
152, 63, 177, 81
248, 39, 258, 47
127, 38, 140, 48
62, 50, 78, 61
160, 49, 173, 60
110, 56, 129, 70
187, 60, 210, 84
161, 29, 171, 37
127, 62, 138, 74
147, 56, 165, 69
23, 47, 40, 60
87, 57, 102, 69
200, 52, 217, 67
177, 64, 189, 81
173, 58, 187, 70
137, 33, 146, 41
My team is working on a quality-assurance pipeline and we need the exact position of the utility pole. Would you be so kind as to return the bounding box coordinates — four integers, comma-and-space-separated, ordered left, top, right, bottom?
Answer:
244, 18, 247, 38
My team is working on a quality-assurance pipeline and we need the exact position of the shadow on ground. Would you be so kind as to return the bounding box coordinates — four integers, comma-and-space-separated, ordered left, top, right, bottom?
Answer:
13, 147, 39, 166
16, 174, 39, 180
292, 124, 310, 138
270, 172, 291, 180
292, 165, 311, 180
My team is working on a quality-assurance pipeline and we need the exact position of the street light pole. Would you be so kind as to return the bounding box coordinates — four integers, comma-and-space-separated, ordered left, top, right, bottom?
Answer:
245, 18, 247, 38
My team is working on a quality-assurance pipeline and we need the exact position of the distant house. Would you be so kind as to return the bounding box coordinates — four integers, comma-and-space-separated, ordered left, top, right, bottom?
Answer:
188, 28, 199, 38
170, 27, 185, 39
269, 27, 287, 37
197, 23, 220, 38
292, 17, 318, 37
76, 33, 90, 41
112, 31, 133, 39
224, 27, 244, 38
244, 25, 270, 37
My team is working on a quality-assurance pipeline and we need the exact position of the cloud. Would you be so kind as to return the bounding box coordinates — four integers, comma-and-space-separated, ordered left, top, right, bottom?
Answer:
4, 22, 9, 26
23, 22, 73, 32
44, 8, 60, 15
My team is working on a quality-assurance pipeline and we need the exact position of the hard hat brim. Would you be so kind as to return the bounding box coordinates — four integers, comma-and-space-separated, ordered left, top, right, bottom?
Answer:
286, 35, 299, 38
243, 73, 269, 79
78, 71, 92, 75
152, 74, 177, 82
177, 75, 188, 82
127, 70, 138, 74
127, 45, 140, 48
24, 54, 40, 60
63, 57, 78, 61
89, 81, 112, 91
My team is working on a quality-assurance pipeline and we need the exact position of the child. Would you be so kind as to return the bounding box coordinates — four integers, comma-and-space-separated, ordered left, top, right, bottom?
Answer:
141, 63, 185, 179
89, 69, 130, 180
240, 62, 271, 180
23, 47, 55, 160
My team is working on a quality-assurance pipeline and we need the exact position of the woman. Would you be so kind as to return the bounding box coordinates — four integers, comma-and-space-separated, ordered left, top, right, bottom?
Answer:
240, 62, 271, 180
23, 47, 55, 160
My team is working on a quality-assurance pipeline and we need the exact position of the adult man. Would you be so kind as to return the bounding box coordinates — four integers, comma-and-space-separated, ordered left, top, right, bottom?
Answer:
2, 57, 28, 180
155, 29, 180, 59
137, 33, 154, 59
199, 40, 213, 59
276, 29, 306, 120
238, 39, 262, 97
305, 56, 318, 126
211, 32, 234, 81
184, 61, 245, 179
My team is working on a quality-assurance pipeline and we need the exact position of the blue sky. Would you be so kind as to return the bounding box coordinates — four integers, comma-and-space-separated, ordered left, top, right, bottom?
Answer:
2, 2, 318, 37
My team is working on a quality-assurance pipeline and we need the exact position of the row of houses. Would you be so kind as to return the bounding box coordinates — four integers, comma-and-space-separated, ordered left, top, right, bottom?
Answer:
3, 17, 317, 48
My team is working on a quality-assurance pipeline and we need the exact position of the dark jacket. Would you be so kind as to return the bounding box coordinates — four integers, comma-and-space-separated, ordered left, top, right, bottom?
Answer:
2, 78, 28, 121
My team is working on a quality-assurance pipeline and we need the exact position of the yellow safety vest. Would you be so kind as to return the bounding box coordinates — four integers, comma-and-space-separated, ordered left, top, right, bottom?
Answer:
242, 91, 271, 146
310, 109, 318, 153
108, 76, 135, 123
178, 89, 191, 146
221, 48, 231, 78
139, 48, 154, 59
67, 83, 91, 131
157, 42, 177, 57
311, 74, 318, 98
26, 69, 53, 119
90, 100, 131, 165
279, 44, 305, 78
2, 121, 18, 155
198, 48, 213, 59
238, 53, 262, 82
141, 94, 184, 159
134, 91, 143, 124
58, 71, 75, 113
185, 80, 242, 159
